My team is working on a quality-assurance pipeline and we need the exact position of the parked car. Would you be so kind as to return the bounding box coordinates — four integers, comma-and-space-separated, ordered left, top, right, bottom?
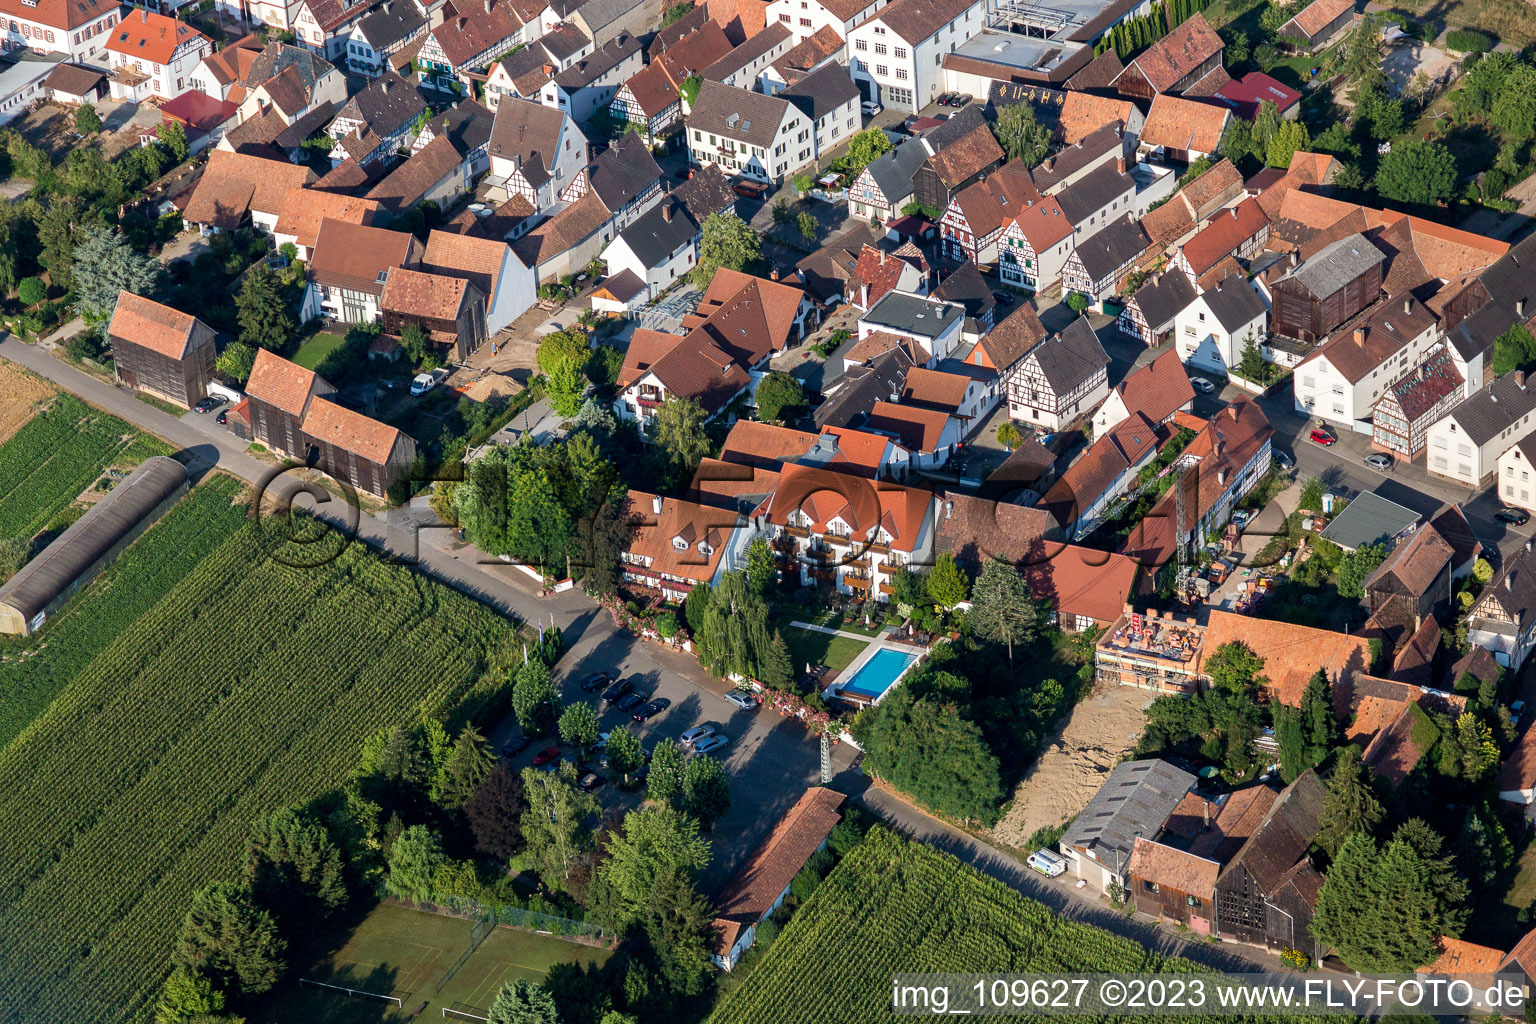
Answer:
600, 678, 632, 705
1189, 377, 1215, 394
579, 671, 613, 692
502, 734, 532, 757
1496, 506, 1531, 526
216, 410, 228, 425
615, 692, 646, 713
1365, 453, 1394, 471
935, 92, 956, 106
723, 688, 758, 710
860, 100, 882, 117
1027, 849, 1067, 878
732, 178, 770, 200
945, 93, 971, 107
632, 698, 669, 722
991, 290, 1014, 307
578, 771, 605, 792
1231, 509, 1254, 530
531, 745, 561, 766
193, 396, 221, 414
692, 734, 729, 755
410, 371, 438, 396
1309, 427, 1337, 446
1274, 450, 1294, 471
680, 724, 716, 747
674, 166, 694, 180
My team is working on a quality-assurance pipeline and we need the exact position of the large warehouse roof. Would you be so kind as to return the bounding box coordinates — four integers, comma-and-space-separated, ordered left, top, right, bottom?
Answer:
0, 456, 189, 632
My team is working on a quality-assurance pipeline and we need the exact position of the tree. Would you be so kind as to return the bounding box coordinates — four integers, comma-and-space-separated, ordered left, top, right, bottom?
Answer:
244, 805, 347, 917
927, 552, 969, 609
513, 658, 560, 735
1490, 65, 1536, 140
174, 882, 286, 996
854, 687, 1005, 823
161, 118, 190, 164
74, 102, 103, 135
690, 211, 761, 286
1298, 476, 1326, 512
1065, 291, 1090, 314
466, 762, 526, 860
72, 224, 160, 321
744, 536, 776, 594
1375, 140, 1457, 207
520, 765, 597, 890
647, 738, 688, 805
1336, 542, 1387, 598
997, 421, 1023, 449
1266, 119, 1310, 169
651, 396, 712, 488
755, 370, 806, 423
1203, 640, 1265, 692
537, 330, 589, 376
1316, 746, 1383, 856
216, 341, 257, 383
385, 825, 444, 902
601, 805, 711, 912
236, 263, 297, 352
1311, 833, 1443, 971
547, 357, 588, 417
558, 701, 601, 751
843, 127, 892, 177
488, 979, 561, 1024
991, 101, 1052, 164
436, 724, 495, 809
604, 725, 646, 783
155, 967, 226, 1024
1492, 325, 1536, 376
792, 172, 814, 194
796, 210, 818, 242
1274, 704, 1309, 784
968, 557, 1037, 666
681, 755, 731, 825
16, 276, 44, 305
1298, 669, 1339, 759
1392, 818, 1469, 936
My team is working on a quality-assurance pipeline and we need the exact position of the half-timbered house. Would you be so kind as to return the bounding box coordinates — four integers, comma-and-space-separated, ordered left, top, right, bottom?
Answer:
1119, 271, 1196, 346
1060, 215, 1147, 307
1371, 346, 1464, 459
1212, 770, 1326, 957
1005, 316, 1109, 428
1110, 13, 1224, 101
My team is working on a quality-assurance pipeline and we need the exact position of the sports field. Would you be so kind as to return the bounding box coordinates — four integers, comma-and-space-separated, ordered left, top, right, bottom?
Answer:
257, 903, 612, 1023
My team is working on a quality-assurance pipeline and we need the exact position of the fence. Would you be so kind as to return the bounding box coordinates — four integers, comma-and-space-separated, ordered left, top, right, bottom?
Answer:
434, 914, 497, 996
413, 894, 612, 944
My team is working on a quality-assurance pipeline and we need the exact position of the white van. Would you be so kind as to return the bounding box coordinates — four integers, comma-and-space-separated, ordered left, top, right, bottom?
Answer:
410, 372, 436, 395
1027, 850, 1067, 878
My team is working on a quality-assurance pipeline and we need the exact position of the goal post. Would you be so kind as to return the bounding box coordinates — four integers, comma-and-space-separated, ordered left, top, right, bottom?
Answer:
443, 1005, 490, 1021
299, 977, 404, 1007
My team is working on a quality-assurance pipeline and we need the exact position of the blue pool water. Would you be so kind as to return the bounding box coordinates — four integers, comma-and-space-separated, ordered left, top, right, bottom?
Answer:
840, 649, 919, 700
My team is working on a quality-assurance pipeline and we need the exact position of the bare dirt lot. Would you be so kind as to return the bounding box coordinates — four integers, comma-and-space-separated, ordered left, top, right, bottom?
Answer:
1383, 40, 1459, 98
989, 682, 1154, 849
0, 361, 57, 443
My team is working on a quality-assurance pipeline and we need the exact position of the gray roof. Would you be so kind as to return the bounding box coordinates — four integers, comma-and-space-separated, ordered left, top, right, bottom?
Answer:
863, 136, 929, 204
781, 62, 859, 122
1061, 759, 1195, 875
688, 79, 792, 149
1032, 122, 1122, 193
1473, 543, 1536, 633
1130, 271, 1196, 331
488, 97, 571, 190
1054, 162, 1134, 226
1318, 489, 1423, 552
1449, 233, 1536, 361
0, 457, 188, 628
616, 197, 699, 268
539, 22, 591, 62
422, 98, 494, 157
1201, 277, 1267, 333
932, 260, 995, 322
573, 0, 644, 32
1444, 370, 1536, 446
1071, 213, 1147, 281
814, 347, 915, 429
1286, 232, 1385, 301
1030, 316, 1109, 393
356, 1, 424, 50
585, 130, 662, 211
924, 101, 988, 149
554, 31, 639, 89
672, 162, 737, 220
861, 290, 965, 338
334, 71, 426, 138
704, 22, 791, 81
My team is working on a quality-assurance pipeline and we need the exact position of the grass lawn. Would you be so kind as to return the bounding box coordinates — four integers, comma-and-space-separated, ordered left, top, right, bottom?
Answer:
292, 330, 348, 370
255, 903, 611, 1023
779, 623, 870, 676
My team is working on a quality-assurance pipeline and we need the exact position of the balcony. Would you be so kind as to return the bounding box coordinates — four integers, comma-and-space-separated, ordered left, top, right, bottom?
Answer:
843, 572, 872, 591
635, 395, 663, 409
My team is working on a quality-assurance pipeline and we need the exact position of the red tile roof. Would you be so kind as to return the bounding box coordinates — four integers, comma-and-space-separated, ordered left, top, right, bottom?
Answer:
1127, 837, 1219, 898
422, 229, 514, 301
712, 787, 845, 958
1420, 938, 1506, 976
1059, 92, 1138, 145
1113, 350, 1196, 425
766, 464, 931, 551
379, 266, 473, 321
301, 396, 406, 465
1023, 545, 1141, 626
106, 8, 206, 64
108, 292, 206, 360
625, 490, 738, 583
617, 328, 681, 388
1179, 197, 1268, 277
1009, 194, 1074, 251
1202, 609, 1372, 706
183, 150, 315, 229
865, 401, 951, 453
719, 420, 819, 467
274, 188, 379, 250
1122, 12, 1223, 92
309, 218, 420, 294
849, 245, 911, 308
1141, 92, 1231, 155
899, 367, 972, 413
1288, 0, 1353, 39
246, 347, 333, 416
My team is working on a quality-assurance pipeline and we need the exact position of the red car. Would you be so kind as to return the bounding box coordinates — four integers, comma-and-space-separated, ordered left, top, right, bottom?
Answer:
1309, 427, 1336, 446
732, 179, 770, 200
531, 745, 561, 766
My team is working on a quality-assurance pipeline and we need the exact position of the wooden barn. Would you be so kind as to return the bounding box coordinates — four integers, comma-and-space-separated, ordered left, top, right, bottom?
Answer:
1270, 233, 1385, 345
245, 347, 338, 458
109, 293, 217, 410
1212, 770, 1327, 957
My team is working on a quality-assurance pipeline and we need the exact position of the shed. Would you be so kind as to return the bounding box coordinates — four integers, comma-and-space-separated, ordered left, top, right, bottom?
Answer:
1059, 758, 1196, 892
0, 457, 189, 635
1318, 490, 1422, 552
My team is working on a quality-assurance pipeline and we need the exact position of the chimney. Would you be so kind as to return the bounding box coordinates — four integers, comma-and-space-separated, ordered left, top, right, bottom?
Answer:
1520, 299, 1527, 317
1519, 371, 1527, 390
1403, 297, 1411, 314
1116, 156, 1126, 173
1230, 207, 1237, 218
662, 202, 673, 222
1290, 252, 1299, 268
945, 500, 954, 519
1507, 574, 1514, 591
141, 5, 147, 18
651, 494, 663, 515
770, 267, 780, 281
484, 0, 492, 12
1353, 328, 1365, 347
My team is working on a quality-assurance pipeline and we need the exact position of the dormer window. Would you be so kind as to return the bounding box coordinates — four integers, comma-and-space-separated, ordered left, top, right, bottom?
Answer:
672, 536, 688, 550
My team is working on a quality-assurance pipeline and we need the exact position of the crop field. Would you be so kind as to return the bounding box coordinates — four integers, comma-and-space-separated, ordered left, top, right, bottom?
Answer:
709, 828, 1322, 1024
255, 903, 611, 1024
0, 393, 170, 540
0, 483, 519, 1024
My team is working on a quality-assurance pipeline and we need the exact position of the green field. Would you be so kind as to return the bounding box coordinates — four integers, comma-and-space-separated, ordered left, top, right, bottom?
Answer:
709, 827, 1323, 1024
292, 330, 349, 370
257, 903, 611, 1023
0, 393, 170, 540
0, 484, 519, 1024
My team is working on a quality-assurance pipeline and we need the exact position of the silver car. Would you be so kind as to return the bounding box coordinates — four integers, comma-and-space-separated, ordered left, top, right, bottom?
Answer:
723, 689, 757, 710
692, 735, 729, 755
680, 724, 715, 748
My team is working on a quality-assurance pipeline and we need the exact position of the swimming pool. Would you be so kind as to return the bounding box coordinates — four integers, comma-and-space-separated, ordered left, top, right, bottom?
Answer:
839, 648, 919, 701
